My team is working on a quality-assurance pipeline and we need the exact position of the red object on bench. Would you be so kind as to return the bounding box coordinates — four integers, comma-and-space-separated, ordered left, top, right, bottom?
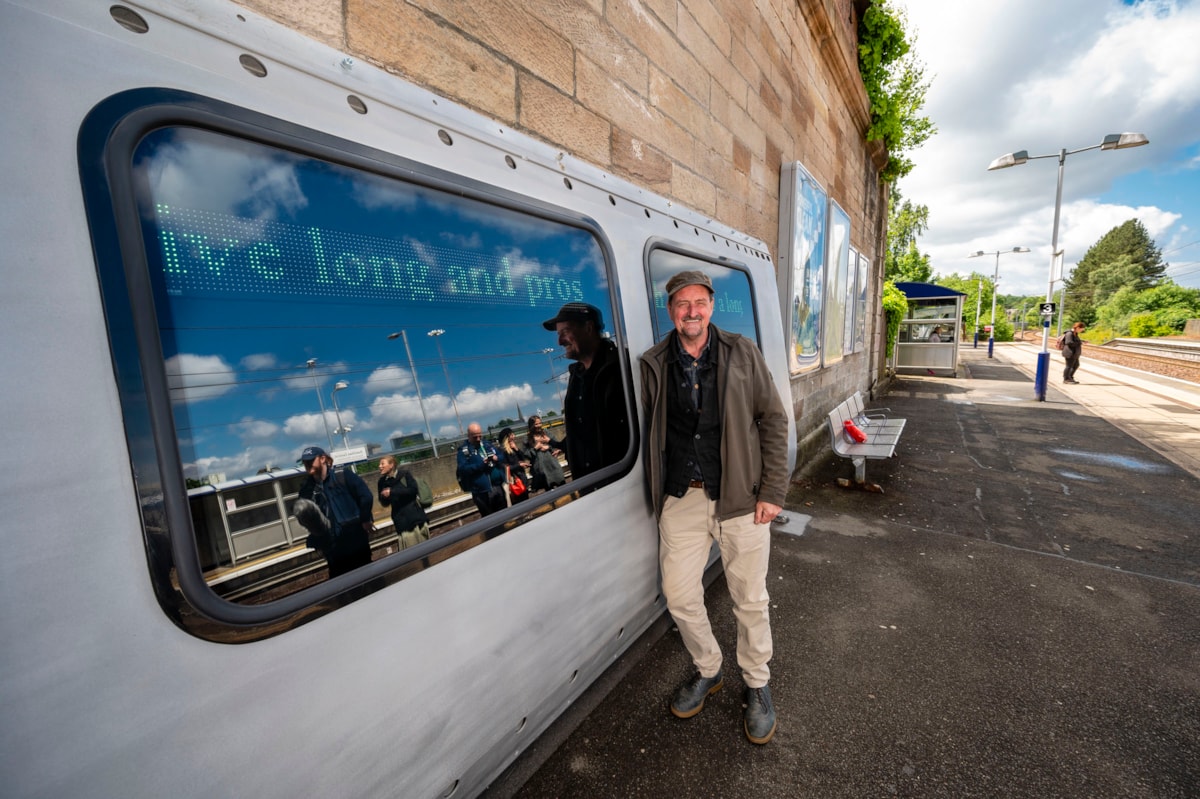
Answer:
843, 419, 867, 443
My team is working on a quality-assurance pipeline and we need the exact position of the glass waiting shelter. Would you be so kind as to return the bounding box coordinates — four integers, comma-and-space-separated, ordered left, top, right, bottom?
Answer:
893, 282, 965, 377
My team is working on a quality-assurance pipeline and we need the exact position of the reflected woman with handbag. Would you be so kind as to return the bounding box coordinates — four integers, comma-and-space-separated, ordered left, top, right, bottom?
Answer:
497, 428, 531, 504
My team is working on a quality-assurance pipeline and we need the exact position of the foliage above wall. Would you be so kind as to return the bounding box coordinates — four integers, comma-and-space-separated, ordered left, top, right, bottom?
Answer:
857, 1, 935, 183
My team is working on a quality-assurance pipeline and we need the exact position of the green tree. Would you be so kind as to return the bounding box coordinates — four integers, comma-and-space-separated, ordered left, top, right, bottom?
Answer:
1095, 281, 1200, 336
882, 280, 908, 358
858, 1, 936, 183
885, 185, 932, 282
1065, 219, 1167, 321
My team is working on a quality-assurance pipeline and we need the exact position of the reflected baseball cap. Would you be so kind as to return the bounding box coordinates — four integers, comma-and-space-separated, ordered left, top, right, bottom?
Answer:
299, 445, 328, 463
542, 302, 604, 331
665, 270, 713, 298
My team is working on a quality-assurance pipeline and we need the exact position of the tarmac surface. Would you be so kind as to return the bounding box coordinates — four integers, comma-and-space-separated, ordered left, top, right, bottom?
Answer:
483, 343, 1200, 799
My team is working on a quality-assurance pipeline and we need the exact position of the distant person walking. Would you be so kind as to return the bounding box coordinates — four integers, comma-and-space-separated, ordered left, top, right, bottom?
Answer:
1062, 322, 1086, 384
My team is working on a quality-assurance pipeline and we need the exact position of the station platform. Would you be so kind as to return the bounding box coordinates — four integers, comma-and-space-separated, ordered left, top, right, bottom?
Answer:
484, 343, 1200, 799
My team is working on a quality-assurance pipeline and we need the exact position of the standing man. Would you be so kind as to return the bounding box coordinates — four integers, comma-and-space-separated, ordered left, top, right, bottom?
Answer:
293, 446, 375, 578
457, 423, 506, 516
1062, 321, 1086, 384
542, 302, 630, 480
641, 270, 790, 745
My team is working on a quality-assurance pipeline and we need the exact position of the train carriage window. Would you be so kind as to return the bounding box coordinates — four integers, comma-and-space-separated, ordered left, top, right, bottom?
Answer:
647, 247, 759, 345
80, 94, 635, 635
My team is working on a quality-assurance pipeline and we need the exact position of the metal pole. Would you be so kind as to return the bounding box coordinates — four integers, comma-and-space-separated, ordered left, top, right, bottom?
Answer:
1057, 284, 1067, 335
974, 277, 982, 348
543, 347, 564, 409
331, 382, 350, 450
428, 329, 464, 435
988, 252, 999, 358
1035, 148, 1067, 402
306, 358, 335, 451
400, 328, 439, 453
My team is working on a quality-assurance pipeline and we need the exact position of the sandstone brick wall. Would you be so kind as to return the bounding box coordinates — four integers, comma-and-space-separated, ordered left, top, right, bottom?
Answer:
233, 0, 890, 468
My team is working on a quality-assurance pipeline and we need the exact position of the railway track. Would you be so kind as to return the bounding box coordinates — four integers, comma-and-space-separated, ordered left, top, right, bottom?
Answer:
1081, 338, 1200, 383
1011, 333, 1200, 383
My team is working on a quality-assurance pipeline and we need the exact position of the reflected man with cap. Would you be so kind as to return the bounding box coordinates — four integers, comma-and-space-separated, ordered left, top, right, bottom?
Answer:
542, 302, 630, 481
293, 445, 375, 577
640, 270, 789, 745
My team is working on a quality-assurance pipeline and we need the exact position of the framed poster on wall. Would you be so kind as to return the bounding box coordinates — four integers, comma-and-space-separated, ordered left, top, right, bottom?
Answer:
853, 249, 869, 353
822, 199, 851, 367
777, 162, 827, 374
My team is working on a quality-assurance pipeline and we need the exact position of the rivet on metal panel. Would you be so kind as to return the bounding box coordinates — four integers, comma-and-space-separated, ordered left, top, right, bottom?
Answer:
238, 54, 268, 78
110, 6, 149, 34
438, 130, 453, 146
346, 95, 368, 115
340, 57, 355, 70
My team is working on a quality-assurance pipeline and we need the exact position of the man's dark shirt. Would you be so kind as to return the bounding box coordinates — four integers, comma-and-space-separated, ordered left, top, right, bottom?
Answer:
663, 330, 721, 498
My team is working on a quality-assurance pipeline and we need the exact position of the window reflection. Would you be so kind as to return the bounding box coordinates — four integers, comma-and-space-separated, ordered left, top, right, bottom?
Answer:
647, 248, 758, 345
130, 127, 629, 600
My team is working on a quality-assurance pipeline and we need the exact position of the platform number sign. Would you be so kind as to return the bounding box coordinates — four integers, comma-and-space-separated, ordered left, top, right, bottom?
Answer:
1039, 302, 1056, 316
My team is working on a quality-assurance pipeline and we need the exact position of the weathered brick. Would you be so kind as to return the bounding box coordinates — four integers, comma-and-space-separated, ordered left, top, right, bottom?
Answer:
678, 0, 730, 60
416, 0, 575, 89
649, 67, 710, 137
612, 128, 673, 192
759, 75, 783, 118
672, 163, 717, 216
347, 0, 517, 123
234, 0, 345, 48
577, 54, 696, 166
533, 5, 649, 95
732, 136, 751, 175
518, 73, 611, 166
607, 0, 709, 103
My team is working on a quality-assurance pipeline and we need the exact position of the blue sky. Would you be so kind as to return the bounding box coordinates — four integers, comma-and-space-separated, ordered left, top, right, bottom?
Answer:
896, 0, 1200, 296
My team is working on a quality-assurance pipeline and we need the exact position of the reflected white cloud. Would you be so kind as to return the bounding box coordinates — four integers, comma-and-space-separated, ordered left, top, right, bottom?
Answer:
364, 364, 416, 394
166, 353, 236, 403
138, 133, 307, 221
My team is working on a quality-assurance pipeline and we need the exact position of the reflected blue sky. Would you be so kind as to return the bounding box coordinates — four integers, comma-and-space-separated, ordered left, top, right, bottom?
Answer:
134, 128, 611, 481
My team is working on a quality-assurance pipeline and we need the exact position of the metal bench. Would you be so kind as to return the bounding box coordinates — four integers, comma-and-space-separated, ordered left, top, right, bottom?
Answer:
826, 391, 906, 492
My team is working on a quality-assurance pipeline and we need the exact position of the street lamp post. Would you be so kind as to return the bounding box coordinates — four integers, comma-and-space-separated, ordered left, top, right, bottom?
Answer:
427, 328, 464, 436
386, 330, 438, 457
987, 132, 1148, 401
305, 358, 335, 451
968, 247, 1029, 358
542, 347, 565, 410
974, 277, 982, 348
331, 380, 351, 450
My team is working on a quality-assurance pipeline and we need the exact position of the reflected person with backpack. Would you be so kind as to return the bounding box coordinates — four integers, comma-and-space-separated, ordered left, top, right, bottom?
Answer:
377, 455, 431, 549
293, 445, 375, 577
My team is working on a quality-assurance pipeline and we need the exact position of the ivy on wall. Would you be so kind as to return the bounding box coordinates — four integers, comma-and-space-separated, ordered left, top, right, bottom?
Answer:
857, 1, 935, 183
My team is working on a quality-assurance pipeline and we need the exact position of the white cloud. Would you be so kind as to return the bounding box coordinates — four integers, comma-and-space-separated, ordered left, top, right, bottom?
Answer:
236, 417, 281, 442
240, 352, 280, 371
364, 364, 415, 395
137, 134, 307, 221
165, 353, 236, 403
897, 0, 1200, 294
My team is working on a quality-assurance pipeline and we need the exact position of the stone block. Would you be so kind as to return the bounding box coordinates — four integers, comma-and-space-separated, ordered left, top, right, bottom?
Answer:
348, 0, 517, 123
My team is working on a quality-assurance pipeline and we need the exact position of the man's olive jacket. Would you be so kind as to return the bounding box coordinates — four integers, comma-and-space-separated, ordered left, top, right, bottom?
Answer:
640, 324, 789, 521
